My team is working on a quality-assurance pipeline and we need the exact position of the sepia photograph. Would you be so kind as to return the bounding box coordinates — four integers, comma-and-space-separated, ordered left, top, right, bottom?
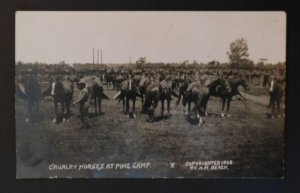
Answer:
15, 11, 286, 178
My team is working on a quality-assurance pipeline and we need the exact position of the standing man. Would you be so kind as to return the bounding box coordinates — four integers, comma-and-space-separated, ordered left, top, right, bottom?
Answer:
268, 75, 275, 108
73, 81, 91, 129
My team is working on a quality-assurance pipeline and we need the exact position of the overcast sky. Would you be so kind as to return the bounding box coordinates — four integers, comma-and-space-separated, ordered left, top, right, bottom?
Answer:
16, 11, 286, 64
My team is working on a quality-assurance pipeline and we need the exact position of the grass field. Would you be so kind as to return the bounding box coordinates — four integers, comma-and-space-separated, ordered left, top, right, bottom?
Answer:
16, 85, 285, 178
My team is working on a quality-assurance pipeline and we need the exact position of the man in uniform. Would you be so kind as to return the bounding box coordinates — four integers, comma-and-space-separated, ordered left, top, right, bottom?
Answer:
219, 72, 232, 94
73, 81, 91, 129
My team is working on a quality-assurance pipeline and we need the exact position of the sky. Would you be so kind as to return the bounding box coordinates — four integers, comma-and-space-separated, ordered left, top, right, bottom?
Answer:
15, 11, 286, 64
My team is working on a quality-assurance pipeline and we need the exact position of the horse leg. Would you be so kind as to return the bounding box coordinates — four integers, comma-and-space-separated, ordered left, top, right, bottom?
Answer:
141, 93, 144, 105
226, 97, 232, 117
197, 106, 203, 126
276, 97, 281, 117
176, 93, 181, 106
94, 97, 97, 114
26, 101, 32, 123
188, 102, 191, 116
98, 96, 102, 114
122, 97, 126, 114
65, 100, 71, 120
148, 98, 157, 122
62, 101, 66, 122
167, 99, 170, 117
271, 103, 276, 118
221, 98, 226, 117
53, 101, 58, 123
126, 97, 130, 118
161, 99, 164, 118
133, 97, 136, 118
151, 99, 158, 121
269, 94, 275, 118
201, 95, 208, 117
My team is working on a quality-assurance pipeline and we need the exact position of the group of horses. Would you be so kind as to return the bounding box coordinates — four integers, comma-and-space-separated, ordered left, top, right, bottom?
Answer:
16, 74, 109, 124
100, 71, 251, 126
15, 68, 285, 126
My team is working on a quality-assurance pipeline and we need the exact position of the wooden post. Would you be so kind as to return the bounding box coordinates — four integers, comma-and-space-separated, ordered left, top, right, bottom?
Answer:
97, 48, 99, 64
101, 49, 103, 65
93, 48, 95, 64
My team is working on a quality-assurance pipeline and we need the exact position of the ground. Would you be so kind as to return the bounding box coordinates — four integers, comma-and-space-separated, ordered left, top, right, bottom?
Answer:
16, 84, 284, 178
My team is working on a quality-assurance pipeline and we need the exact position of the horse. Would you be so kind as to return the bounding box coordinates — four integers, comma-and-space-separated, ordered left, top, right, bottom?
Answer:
175, 74, 193, 107
138, 74, 157, 106
42, 77, 73, 123
114, 77, 140, 118
268, 79, 285, 118
80, 76, 110, 115
203, 77, 250, 117
182, 81, 209, 126
115, 73, 125, 89
16, 75, 42, 123
133, 74, 141, 88
104, 71, 116, 90
142, 77, 178, 122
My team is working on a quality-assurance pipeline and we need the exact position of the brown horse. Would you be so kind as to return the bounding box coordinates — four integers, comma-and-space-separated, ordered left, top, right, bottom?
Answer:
42, 77, 73, 123
142, 78, 178, 122
104, 71, 116, 90
182, 82, 209, 126
114, 77, 140, 118
203, 78, 249, 117
139, 74, 157, 106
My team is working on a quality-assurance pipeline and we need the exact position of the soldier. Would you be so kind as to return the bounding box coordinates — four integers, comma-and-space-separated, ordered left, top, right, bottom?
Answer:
73, 81, 91, 129
219, 72, 232, 94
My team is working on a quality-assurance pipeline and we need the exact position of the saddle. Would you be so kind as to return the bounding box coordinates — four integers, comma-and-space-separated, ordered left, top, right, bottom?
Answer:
160, 80, 170, 89
220, 79, 232, 93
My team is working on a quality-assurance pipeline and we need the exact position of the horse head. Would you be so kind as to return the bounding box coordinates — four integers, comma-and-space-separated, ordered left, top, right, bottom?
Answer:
128, 78, 133, 91
237, 79, 250, 91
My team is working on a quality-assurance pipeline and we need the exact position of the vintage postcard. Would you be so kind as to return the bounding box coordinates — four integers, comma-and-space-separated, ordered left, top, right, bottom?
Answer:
15, 11, 286, 178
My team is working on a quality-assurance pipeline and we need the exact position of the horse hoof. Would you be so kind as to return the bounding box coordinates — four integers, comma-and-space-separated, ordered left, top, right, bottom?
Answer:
52, 118, 56, 123
204, 112, 208, 117
126, 114, 130, 118
221, 113, 225, 118
227, 114, 231, 117
198, 119, 203, 126
184, 111, 189, 116
133, 113, 137, 118
25, 118, 29, 123
196, 114, 200, 119
62, 118, 66, 122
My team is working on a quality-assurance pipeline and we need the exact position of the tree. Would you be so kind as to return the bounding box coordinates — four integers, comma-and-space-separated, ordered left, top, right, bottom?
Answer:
227, 38, 250, 68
